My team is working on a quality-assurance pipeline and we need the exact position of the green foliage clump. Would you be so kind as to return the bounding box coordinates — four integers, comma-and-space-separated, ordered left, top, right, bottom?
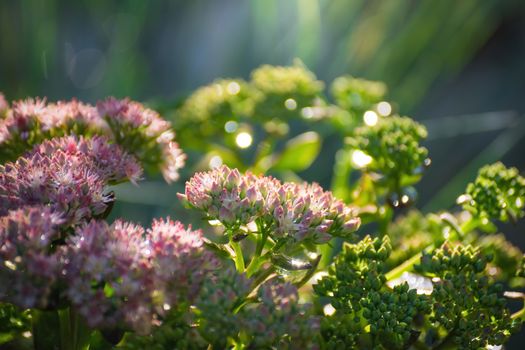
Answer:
0, 303, 31, 346
251, 62, 324, 110
461, 162, 525, 223
415, 243, 521, 349
175, 79, 258, 143
121, 306, 201, 350
331, 75, 387, 112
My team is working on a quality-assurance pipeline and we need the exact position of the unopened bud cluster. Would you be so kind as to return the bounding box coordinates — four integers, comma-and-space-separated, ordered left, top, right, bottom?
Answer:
461, 162, 525, 222
415, 243, 520, 348
331, 76, 387, 112
346, 116, 428, 186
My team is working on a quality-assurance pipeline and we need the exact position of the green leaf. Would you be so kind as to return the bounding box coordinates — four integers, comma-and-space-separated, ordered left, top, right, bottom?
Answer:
271, 131, 321, 171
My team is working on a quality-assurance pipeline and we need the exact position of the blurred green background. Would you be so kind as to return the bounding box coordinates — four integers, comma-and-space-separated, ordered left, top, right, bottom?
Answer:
1, 0, 525, 345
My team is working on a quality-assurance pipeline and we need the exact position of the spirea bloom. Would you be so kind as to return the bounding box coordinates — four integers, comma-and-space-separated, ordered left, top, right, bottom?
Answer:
0, 136, 140, 225
63, 218, 211, 334
0, 98, 103, 151
97, 97, 186, 183
180, 165, 360, 243
244, 279, 320, 348
0, 206, 63, 309
32, 135, 143, 184
0, 95, 185, 183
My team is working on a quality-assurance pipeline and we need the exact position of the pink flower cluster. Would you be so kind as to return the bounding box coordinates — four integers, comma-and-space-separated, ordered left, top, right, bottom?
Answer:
0, 94, 185, 182
63, 218, 212, 334
0, 206, 63, 309
0, 136, 141, 225
0, 209, 211, 334
245, 279, 320, 348
195, 268, 319, 348
97, 97, 186, 183
181, 165, 360, 243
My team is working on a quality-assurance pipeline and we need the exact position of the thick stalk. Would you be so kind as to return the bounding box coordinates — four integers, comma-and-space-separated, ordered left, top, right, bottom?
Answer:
385, 250, 425, 281
245, 229, 269, 277
32, 309, 60, 350
32, 308, 91, 350
231, 240, 245, 272
58, 308, 91, 350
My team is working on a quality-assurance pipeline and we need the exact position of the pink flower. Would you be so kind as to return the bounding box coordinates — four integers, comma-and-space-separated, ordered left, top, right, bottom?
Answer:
243, 279, 320, 348
0, 206, 63, 309
32, 135, 143, 184
0, 136, 140, 225
0, 95, 185, 183
42, 99, 106, 133
97, 97, 186, 183
181, 165, 360, 242
62, 218, 212, 334
5, 98, 46, 139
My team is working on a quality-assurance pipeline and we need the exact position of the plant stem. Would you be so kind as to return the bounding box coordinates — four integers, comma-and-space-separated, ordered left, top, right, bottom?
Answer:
32, 309, 60, 350
231, 240, 245, 272
58, 308, 91, 350
385, 250, 425, 281
245, 228, 269, 277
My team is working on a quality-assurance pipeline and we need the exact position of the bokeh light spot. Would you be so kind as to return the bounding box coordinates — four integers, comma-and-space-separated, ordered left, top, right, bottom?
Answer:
351, 150, 373, 168
224, 120, 238, 133
227, 82, 240, 95
284, 98, 297, 110
235, 132, 253, 149
209, 155, 223, 169
363, 110, 378, 126
377, 101, 392, 116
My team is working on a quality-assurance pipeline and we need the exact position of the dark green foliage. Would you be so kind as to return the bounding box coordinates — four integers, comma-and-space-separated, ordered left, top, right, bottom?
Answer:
0, 303, 31, 345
